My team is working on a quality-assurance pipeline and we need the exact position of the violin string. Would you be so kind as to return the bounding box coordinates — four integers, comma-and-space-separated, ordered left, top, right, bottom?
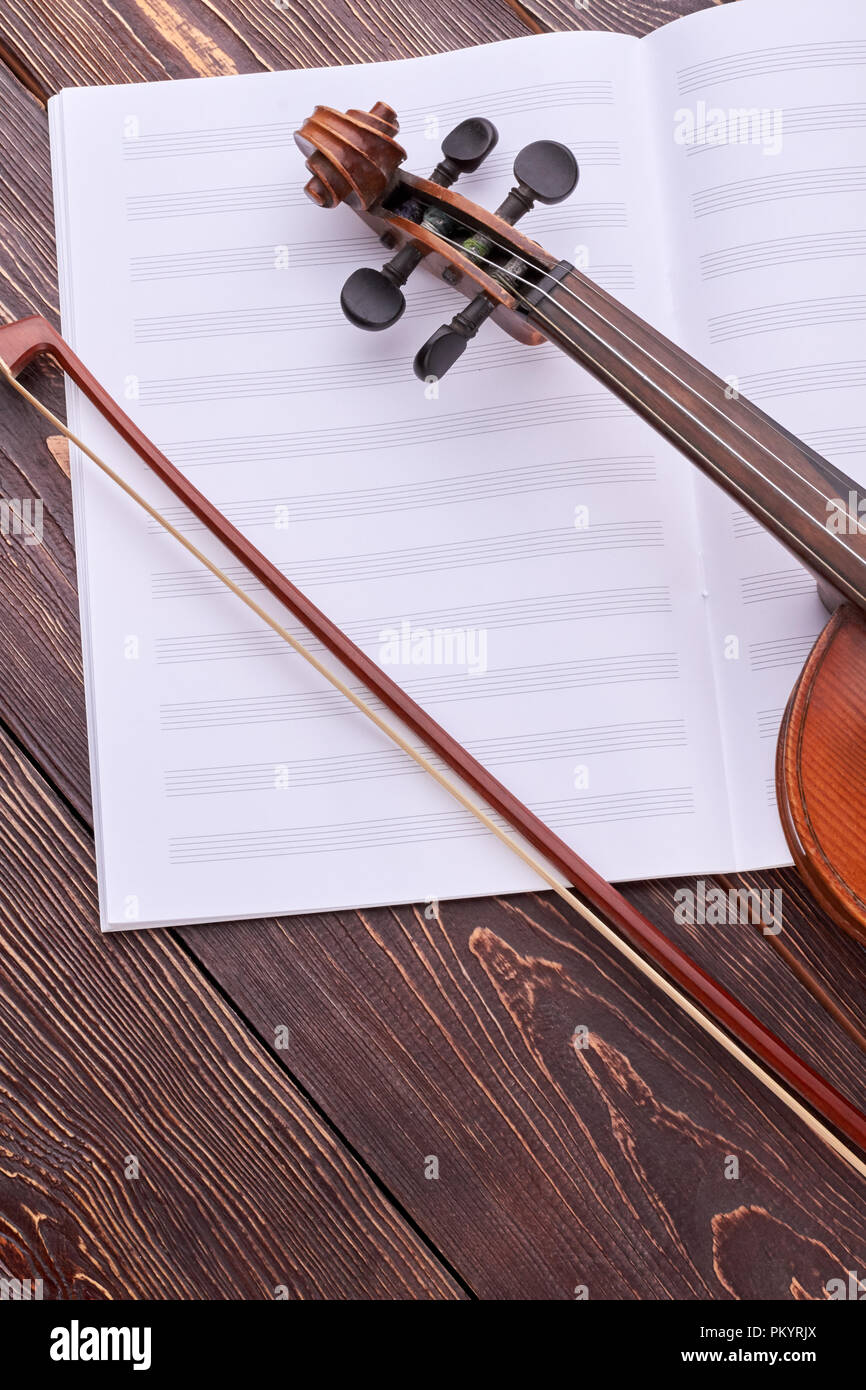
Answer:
3, 354, 866, 1182
429, 218, 866, 589
432, 241, 859, 602
432, 210, 866, 533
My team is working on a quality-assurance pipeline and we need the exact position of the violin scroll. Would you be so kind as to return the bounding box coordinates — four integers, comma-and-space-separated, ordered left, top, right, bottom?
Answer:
293, 103, 406, 210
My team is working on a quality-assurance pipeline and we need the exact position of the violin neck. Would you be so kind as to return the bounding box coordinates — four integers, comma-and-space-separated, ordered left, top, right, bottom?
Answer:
526, 265, 866, 612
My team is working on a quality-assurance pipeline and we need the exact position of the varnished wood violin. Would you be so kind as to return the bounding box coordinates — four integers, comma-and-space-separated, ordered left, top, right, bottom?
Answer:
295, 101, 866, 949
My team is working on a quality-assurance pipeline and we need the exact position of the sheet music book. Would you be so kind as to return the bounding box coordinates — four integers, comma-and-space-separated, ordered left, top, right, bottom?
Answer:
48, 0, 866, 930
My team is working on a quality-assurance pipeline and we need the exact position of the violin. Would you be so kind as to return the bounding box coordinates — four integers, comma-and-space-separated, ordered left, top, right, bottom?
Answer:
295, 102, 866, 948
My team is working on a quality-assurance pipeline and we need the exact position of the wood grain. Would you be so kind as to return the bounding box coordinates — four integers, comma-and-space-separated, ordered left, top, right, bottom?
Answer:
0, 66, 85, 810
2, 0, 866, 1300
0, 728, 461, 1299
180, 892, 866, 1298
0, 2, 728, 102
502, 0, 720, 39
0, 0, 528, 96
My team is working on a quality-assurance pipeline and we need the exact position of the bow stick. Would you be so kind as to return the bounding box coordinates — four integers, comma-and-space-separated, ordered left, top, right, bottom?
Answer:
2, 313, 866, 1181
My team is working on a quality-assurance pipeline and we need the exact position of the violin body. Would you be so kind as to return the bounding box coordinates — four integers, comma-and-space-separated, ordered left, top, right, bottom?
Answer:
778, 602, 866, 945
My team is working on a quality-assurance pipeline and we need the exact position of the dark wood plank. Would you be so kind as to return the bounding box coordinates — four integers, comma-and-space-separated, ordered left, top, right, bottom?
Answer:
0, 429, 86, 812
0, 1, 730, 102
180, 892, 866, 1299
0, 0, 528, 96
503, 0, 720, 39
0, 65, 83, 808
0, 727, 462, 1300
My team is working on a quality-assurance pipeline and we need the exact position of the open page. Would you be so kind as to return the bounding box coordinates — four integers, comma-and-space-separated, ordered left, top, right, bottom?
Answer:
644, 0, 866, 868
50, 31, 735, 930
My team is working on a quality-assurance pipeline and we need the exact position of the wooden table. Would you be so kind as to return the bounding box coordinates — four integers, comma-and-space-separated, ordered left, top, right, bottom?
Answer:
0, 0, 864, 1301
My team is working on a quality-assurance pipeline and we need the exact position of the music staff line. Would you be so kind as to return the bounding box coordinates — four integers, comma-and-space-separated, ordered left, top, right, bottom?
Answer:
137, 338, 562, 406
131, 233, 406, 280
758, 707, 784, 739
709, 298, 866, 344
133, 266, 639, 340
167, 787, 696, 864
154, 586, 673, 666
137, 342, 866, 409
732, 508, 764, 541
804, 425, 866, 459
126, 171, 621, 221
700, 229, 866, 280
749, 632, 820, 672
134, 286, 458, 342
159, 392, 635, 468
684, 101, 866, 156
121, 81, 617, 160
692, 166, 866, 218
164, 716, 689, 797
150, 520, 665, 599
159, 651, 681, 730
129, 223, 630, 284
740, 567, 818, 604
677, 41, 866, 96
146, 455, 658, 534
736, 360, 865, 400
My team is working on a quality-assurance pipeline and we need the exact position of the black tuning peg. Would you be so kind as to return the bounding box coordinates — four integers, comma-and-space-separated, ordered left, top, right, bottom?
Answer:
413, 291, 496, 381
340, 117, 500, 332
496, 139, 579, 225
340, 245, 419, 331
430, 117, 499, 187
